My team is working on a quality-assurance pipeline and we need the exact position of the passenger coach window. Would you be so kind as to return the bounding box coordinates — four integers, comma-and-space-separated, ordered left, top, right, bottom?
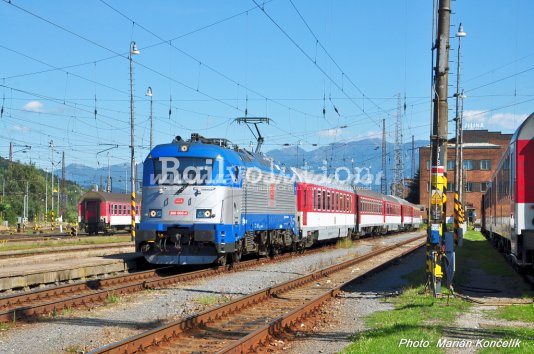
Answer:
304, 188, 307, 208
313, 189, 317, 210
327, 192, 330, 211
322, 190, 326, 210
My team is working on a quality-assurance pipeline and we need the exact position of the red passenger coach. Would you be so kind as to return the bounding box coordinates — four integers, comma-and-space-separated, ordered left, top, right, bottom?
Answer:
356, 189, 388, 235
78, 191, 141, 235
295, 170, 356, 242
482, 112, 534, 270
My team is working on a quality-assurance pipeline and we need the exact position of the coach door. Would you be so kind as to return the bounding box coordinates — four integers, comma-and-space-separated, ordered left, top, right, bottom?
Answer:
85, 199, 100, 224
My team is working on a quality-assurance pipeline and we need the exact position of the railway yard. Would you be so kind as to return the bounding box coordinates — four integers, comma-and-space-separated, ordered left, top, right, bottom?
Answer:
0, 230, 532, 353
2, 0, 534, 353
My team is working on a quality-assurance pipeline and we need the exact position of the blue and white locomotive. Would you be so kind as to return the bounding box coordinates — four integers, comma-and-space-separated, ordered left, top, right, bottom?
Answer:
136, 134, 300, 265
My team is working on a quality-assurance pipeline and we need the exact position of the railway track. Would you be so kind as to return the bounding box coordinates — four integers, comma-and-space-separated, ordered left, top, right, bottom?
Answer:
92, 235, 425, 354
0, 232, 421, 324
0, 231, 130, 243
0, 243, 132, 260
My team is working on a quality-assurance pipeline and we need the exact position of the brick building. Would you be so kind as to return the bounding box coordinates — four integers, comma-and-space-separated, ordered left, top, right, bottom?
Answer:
419, 130, 512, 224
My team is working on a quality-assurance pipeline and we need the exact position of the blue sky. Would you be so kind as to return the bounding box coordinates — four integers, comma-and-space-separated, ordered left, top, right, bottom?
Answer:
1, 0, 533, 170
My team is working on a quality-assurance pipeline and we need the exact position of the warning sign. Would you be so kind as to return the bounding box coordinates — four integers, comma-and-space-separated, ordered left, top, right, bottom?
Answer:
431, 190, 444, 205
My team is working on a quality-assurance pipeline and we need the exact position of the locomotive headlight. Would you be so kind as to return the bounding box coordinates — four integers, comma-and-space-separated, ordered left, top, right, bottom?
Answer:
196, 209, 212, 218
149, 209, 162, 218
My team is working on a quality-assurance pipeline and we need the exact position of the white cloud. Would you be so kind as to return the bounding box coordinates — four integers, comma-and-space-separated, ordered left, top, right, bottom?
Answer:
22, 101, 44, 112
347, 130, 381, 142
463, 110, 528, 131
317, 128, 342, 137
11, 124, 31, 133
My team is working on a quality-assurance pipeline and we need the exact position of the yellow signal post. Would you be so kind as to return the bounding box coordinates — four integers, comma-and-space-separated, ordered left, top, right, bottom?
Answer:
428, 166, 447, 296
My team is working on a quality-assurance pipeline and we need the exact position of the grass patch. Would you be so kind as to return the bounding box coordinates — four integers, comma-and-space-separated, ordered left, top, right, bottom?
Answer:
487, 304, 534, 323
105, 292, 121, 304
401, 267, 426, 286
454, 231, 514, 286
61, 307, 75, 316
0, 322, 11, 331
64, 345, 86, 353
336, 237, 354, 249
477, 326, 534, 354
342, 285, 471, 353
194, 294, 232, 306
0, 235, 132, 252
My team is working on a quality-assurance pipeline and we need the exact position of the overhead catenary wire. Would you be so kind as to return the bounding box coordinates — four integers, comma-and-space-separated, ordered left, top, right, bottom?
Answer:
251, 0, 382, 128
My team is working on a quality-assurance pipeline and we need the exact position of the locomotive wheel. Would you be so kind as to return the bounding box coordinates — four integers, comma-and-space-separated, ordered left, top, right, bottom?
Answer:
232, 249, 242, 263
217, 255, 227, 266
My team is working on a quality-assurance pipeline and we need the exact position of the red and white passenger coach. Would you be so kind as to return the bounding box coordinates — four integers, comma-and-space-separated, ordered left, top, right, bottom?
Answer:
294, 169, 421, 241
78, 191, 141, 235
482, 112, 534, 270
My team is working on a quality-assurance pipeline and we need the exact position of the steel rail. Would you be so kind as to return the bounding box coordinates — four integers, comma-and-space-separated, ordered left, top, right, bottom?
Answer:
0, 243, 131, 260
1, 232, 396, 323
91, 235, 425, 354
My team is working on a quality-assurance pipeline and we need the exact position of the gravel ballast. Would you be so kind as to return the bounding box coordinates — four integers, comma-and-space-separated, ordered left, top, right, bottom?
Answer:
0, 232, 421, 354
278, 247, 425, 354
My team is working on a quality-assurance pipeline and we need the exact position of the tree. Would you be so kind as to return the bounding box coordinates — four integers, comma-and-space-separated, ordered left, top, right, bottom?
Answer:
405, 169, 420, 204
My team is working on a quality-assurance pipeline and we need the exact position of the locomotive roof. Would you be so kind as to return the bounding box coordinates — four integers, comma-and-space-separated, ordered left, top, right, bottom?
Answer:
79, 191, 140, 204
148, 139, 293, 177
512, 112, 534, 142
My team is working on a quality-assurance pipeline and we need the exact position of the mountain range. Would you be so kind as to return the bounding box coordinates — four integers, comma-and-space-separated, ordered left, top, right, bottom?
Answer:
60, 138, 428, 193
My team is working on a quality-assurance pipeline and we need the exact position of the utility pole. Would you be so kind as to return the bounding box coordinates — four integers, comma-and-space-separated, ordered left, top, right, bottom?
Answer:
393, 94, 404, 197
130, 41, 140, 241
411, 135, 415, 178
427, 0, 452, 297
107, 153, 112, 193
8, 142, 12, 169
380, 118, 388, 195
45, 169, 48, 217
50, 140, 54, 213
61, 151, 65, 221
57, 175, 60, 219
381, 118, 387, 195
146, 86, 153, 151
459, 89, 465, 206
454, 23, 466, 246
23, 181, 28, 221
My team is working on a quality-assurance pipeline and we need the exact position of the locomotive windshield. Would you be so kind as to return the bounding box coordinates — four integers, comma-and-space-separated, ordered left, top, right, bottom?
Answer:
152, 157, 213, 185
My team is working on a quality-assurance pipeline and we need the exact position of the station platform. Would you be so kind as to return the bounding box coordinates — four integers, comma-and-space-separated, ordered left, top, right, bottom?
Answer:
0, 242, 134, 267
0, 251, 141, 292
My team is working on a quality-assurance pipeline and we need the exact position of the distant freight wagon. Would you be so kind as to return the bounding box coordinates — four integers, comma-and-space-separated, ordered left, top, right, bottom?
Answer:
78, 191, 141, 235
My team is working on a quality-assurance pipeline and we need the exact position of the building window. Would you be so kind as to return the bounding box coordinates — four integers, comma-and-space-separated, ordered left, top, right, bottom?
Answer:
480, 182, 489, 193
463, 160, 474, 170
447, 182, 455, 191
465, 182, 474, 192
447, 160, 455, 170
480, 160, 491, 170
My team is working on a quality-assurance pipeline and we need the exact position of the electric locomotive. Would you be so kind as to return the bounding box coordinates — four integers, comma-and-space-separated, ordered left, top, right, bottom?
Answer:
136, 134, 299, 265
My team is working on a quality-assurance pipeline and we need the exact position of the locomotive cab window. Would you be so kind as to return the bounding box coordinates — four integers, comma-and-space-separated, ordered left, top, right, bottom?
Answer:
153, 157, 214, 185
